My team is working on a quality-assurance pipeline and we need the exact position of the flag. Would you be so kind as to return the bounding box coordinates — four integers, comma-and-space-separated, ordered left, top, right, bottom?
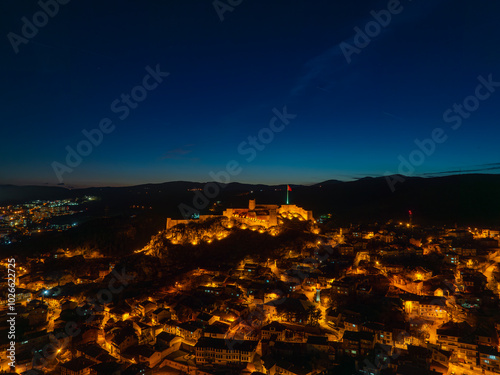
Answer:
287, 185, 292, 191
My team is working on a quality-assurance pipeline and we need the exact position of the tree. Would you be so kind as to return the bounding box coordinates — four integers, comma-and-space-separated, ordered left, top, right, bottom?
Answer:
306, 305, 322, 326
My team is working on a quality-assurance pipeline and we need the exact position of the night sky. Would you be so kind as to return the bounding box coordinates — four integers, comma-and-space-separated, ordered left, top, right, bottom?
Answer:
1, 0, 500, 187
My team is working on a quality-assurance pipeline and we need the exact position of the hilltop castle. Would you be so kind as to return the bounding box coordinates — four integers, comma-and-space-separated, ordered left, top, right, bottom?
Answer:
222, 199, 313, 228
166, 199, 314, 230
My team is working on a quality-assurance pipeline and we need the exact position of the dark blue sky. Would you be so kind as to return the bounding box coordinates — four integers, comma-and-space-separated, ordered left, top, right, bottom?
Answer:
1, 0, 500, 186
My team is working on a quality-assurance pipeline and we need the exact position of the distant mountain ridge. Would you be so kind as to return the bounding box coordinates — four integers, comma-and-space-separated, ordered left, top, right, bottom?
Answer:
1, 174, 500, 225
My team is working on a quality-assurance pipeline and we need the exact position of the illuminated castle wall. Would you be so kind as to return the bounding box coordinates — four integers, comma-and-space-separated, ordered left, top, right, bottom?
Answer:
278, 204, 314, 221
223, 200, 279, 228
166, 200, 314, 230
166, 218, 190, 230
223, 199, 314, 228
166, 215, 218, 230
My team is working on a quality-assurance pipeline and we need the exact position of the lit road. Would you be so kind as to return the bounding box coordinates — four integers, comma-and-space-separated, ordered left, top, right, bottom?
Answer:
482, 251, 500, 286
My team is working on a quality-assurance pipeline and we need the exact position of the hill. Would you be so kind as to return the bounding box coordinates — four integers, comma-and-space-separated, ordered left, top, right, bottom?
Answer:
2, 174, 500, 226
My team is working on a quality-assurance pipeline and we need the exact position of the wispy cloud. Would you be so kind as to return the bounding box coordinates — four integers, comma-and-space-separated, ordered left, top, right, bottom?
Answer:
381, 111, 407, 122
421, 163, 500, 176
291, 0, 440, 96
161, 145, 199, 161
291, 44, 347, 96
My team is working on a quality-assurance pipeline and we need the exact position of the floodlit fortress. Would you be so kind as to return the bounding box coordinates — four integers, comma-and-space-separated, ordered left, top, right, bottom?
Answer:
224, 199, 314, 227
167, 199, 314, 230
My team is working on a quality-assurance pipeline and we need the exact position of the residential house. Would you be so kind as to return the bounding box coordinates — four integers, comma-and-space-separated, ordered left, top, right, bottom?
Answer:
176, 321, 203, 343
59, 356, 96, 375
203, 322, 230, 339
123, 344, 162, 368
77, 343, 115, 364
109, 327, 138, 357
262, 321, 288, 341
342, 331, 375, 357
479, 345, 500, 373
195, 337, 258, 365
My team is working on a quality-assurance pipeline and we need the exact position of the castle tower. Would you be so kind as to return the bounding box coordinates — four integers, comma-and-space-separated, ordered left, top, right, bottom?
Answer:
249, 199, 256, 210
269, 209, 277, 227
306, 210, 314, 221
